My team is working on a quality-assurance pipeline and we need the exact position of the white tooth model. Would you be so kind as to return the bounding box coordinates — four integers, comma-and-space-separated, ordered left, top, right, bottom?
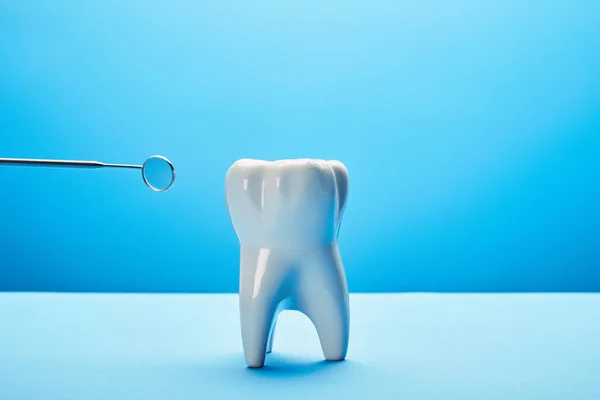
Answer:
225, 159, 350, 368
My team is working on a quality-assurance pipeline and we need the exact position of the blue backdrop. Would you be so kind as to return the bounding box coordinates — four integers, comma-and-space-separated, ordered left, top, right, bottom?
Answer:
1, 0, 598, 293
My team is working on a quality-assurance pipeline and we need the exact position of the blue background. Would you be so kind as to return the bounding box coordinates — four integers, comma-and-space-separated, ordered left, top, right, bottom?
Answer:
0, 0, 598, 293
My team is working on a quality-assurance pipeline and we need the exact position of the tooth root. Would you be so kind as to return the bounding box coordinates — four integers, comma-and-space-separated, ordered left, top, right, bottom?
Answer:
299, 246, 350, 361
240, 296, 274, 368
312, 309, 349, 361
239, 248, 288, 368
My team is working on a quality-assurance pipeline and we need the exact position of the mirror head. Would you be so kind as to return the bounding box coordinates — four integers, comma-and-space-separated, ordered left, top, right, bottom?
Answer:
142, 155, 176, 192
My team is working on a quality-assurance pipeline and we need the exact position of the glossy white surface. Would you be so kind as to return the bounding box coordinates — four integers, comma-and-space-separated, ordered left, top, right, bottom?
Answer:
226, 158, 350, 368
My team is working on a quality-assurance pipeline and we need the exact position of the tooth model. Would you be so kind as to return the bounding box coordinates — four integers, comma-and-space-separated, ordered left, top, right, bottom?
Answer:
225, 159, 350, 368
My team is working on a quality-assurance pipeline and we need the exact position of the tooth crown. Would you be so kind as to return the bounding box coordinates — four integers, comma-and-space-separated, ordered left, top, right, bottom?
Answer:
225, 159, 349, 247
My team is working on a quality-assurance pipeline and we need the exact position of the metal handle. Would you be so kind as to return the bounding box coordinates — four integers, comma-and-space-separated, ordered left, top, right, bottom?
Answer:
0, 158, 141, 170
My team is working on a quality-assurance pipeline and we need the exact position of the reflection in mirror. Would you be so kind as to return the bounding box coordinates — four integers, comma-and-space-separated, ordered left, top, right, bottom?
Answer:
142, 155, 176, 192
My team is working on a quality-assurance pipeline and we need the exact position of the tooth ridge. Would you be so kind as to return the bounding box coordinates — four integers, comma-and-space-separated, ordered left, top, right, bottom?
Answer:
326, 160, 349, 235
230, 158, 335, 168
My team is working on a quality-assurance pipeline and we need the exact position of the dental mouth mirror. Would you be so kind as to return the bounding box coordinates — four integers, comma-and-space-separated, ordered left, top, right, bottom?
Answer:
0, 155, 176, 192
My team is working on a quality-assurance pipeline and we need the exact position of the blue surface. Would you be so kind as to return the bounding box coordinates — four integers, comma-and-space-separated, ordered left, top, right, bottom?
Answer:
1, 1, 600, 293
1, 293, 599, 399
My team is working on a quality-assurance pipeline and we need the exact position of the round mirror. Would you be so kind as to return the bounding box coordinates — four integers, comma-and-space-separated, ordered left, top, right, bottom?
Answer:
142, 155, 176, 192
